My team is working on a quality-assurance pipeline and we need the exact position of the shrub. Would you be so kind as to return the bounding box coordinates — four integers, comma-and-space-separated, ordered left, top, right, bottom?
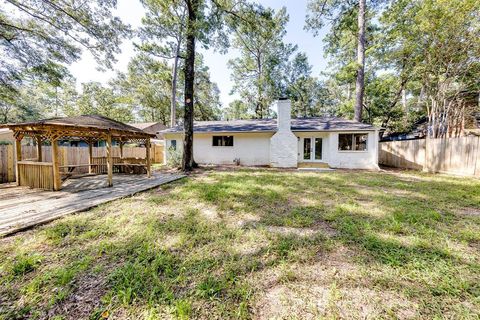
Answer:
166, 146, 182, 168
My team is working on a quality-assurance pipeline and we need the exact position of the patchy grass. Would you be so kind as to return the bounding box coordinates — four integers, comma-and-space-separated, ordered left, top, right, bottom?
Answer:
0, 168, 479, 319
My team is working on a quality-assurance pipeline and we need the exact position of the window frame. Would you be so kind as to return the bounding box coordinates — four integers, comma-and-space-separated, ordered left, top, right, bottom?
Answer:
338, 133, 369, 152
212, 135, 234, 147
170, 139, 177, 151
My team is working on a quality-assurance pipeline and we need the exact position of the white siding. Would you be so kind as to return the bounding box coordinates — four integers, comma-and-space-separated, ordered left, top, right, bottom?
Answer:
164, 132, 273, 166
326, 131, 379, 169
164, 130, 379, 169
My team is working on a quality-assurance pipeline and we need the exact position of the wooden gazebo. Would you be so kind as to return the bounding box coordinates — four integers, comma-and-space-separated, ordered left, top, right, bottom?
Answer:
1, 115, 155, 191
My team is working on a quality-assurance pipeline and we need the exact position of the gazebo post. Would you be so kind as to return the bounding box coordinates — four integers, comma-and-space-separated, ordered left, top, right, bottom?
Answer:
119, 141, 124, 159
146, 137, 151, 178
87, 141, 93, 174
35, 136, 43, 162
51, 138, 61, 191
15, 134, 23, 186
106, 133, 113, 187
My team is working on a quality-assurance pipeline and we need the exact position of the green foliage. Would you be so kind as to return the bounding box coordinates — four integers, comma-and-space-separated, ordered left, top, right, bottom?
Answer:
174, 299, 192, 319
306, 0, 479, 135
167, 146, 183, 168
222, 100, 250, 120
11, 254, 42, 276
113, 54, 172, 124
228, 5, 296, 118
67, 82, 134, 123
378, 0, 480, 136
177, 54, 223, 121
0, 0, 130, 95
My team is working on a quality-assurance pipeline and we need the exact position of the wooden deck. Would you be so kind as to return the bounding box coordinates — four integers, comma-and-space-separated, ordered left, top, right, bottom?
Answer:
0, 173, 185, 236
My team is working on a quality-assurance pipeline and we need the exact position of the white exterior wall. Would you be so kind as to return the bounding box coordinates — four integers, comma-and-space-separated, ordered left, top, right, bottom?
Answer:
164, 132, 273, 166
325, 131, 379, 169
164, 130, 379, 169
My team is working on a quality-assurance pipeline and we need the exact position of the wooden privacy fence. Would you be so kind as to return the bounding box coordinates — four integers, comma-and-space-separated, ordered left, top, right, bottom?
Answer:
379, 136, 480, 177
0, 144, 164, 183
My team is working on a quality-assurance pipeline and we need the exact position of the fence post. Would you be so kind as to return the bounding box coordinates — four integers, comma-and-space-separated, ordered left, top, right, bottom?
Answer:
423, 136, 430, 172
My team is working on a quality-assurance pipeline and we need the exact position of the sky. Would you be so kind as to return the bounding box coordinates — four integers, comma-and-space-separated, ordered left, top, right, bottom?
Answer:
69, 0, 328, 108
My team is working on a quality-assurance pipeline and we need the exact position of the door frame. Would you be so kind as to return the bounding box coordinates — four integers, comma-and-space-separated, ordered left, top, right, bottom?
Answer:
299, 136, 324, 162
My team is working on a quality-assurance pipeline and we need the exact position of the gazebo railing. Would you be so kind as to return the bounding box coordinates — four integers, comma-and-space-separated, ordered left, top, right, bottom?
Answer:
92, 157, 147, 174
18, 161, 54, 190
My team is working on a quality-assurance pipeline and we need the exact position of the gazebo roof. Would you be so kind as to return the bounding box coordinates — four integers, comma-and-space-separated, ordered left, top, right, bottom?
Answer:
1, 115, 155, 140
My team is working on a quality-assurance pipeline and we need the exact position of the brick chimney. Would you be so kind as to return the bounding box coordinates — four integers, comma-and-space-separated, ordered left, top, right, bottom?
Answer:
277, 98, 292, 132
270, 99, 298, 168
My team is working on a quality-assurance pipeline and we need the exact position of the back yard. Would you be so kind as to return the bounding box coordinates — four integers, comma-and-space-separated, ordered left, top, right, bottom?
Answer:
0, 168, 479, 319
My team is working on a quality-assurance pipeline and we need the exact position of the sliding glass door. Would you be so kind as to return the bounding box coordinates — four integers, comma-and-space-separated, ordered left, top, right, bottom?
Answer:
302, 137, 322, 161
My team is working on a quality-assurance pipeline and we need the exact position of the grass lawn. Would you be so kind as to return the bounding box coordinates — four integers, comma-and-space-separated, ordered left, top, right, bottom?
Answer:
0, 168, 479, 319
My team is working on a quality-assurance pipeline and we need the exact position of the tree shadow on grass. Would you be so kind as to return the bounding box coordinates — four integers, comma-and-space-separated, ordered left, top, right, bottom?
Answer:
1, 169, 479, 318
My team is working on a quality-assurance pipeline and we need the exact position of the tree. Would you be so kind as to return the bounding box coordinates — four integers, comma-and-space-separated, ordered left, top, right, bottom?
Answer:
176, 0, 247, 171
192, 57, 222, 121
283, 52, 335, 117
71, 82, 134, 123
229, 6, 295, 118
0, 0, 130, 92
0, 75, 78, 123
21, 77, 78, 118
175, 54, 223, 121
112, 54, 172, 124
306, 0, 377, 121
138, 0, 187, 126
355, 0, 366, 121
380, 0, 480, 138
222, 100, 250, 120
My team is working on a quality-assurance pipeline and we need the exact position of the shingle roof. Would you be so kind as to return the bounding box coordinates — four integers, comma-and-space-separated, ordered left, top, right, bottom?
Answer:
128, 122, 160, 130
162, 117, 377, 133
1, 115, 150, 136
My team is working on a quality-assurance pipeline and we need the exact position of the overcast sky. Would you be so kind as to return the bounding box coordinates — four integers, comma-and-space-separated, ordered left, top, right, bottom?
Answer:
69, 0, 328, 108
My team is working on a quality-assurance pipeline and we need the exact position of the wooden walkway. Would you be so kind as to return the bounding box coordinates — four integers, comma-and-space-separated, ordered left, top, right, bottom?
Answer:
0, 173, 185, 236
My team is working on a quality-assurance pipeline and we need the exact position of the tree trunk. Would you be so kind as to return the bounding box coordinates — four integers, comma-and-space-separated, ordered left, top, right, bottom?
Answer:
354, 0, 366, 122
256, 52, 263, 118
170, 39, 181, 127
182, 0, 197, 171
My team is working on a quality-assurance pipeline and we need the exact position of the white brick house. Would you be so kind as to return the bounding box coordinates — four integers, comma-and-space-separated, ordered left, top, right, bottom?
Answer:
161, 99, 380, 169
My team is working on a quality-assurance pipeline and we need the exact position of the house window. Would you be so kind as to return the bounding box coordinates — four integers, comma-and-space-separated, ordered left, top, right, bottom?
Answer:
170, 140, 177, 150
212, 136, 234, 147
338, 133, 368, 151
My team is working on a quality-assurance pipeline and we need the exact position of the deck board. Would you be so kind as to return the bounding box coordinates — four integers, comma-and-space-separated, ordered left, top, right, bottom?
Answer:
0, 173, 185, 236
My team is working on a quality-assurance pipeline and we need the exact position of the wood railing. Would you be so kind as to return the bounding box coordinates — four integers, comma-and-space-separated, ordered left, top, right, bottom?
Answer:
1, 145, 163, 184
91, 157, 147, 174
18, 161, 54, 190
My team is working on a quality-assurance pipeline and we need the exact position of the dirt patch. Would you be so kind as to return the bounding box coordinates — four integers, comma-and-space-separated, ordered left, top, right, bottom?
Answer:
265, 224, 337, 238
253, 246, 418, 319
457, 207, 480, 216
42, 272, 109, 320
237, 219, 337, 238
